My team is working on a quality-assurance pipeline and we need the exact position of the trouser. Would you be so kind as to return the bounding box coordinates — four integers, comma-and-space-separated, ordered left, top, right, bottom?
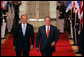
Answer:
16, 48, 29, 56
42, 51, 53, 56
79, 28, 83, 53
68, 20, 71, 34
16, 44, 30, 56
72, 26, 79, 45
41, 47, 53, 56
59, 19, 64, 33
1, 22, 6, 38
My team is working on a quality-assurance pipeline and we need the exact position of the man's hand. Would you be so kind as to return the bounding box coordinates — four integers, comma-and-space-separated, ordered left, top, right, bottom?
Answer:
51, 41, 56, 46
13, 46, 16, 51
36, 47, 39, 52
30, 45, 33, 50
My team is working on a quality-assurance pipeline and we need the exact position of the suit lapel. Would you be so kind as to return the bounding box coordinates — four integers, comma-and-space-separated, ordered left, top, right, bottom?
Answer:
48, 25, 52, 39
44, 25, 47, 39
20, 23, 24, 36
25, 24, 28, 37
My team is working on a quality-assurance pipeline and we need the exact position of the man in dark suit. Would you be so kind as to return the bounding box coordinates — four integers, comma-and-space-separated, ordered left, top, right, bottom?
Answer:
78, 23, 83, 55
13, 1, 21, 28
36, 16, 59, 56
13, 14, 34, 56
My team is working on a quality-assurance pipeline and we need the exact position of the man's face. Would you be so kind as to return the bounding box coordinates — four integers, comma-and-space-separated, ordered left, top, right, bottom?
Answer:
21, 15, 27, 24
45, 17, 51, 26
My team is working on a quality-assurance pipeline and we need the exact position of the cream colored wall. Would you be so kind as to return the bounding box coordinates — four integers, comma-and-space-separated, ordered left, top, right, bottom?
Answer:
19, 1, 59, 32
28, 20, 56, 32
19, 1, 27, 18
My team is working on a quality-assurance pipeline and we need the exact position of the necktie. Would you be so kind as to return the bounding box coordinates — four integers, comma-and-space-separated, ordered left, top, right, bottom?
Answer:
23, 24, 26, 36
47, 26, 49, 38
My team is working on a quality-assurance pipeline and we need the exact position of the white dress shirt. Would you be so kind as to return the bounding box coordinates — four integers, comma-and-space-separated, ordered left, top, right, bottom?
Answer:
21, 23, 27, 36
46, 25, 50, 34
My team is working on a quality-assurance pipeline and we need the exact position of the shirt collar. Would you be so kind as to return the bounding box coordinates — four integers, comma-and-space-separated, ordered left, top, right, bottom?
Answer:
46, 25, 50, 28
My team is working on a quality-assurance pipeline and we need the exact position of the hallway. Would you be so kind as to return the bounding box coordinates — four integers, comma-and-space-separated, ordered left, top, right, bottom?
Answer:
1, 33, 82, 56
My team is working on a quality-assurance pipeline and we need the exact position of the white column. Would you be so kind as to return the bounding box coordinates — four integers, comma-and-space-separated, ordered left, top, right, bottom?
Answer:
50, 1, 57, 19
19, 1, 27, 18
36, 1, 39, 19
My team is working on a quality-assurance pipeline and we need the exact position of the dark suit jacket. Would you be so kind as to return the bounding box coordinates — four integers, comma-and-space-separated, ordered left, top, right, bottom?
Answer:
36, 25, 59, 52
13, 23, 34, 51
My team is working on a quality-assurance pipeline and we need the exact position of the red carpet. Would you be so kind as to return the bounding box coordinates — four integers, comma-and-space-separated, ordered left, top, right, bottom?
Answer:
1, 33, 76, 56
